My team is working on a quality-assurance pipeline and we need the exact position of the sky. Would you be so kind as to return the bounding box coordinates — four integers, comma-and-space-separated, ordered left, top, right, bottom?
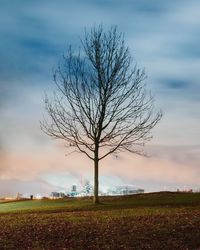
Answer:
0, 0, 200, 196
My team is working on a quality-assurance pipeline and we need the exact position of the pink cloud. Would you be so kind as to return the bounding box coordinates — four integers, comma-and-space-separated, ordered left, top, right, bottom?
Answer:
1, 143, 199, 193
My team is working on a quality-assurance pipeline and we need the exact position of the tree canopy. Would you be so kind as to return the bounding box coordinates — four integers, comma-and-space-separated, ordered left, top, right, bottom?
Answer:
41, 26, 162, 203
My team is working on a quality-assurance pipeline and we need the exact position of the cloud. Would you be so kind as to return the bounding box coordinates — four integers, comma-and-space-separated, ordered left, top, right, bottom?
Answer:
100, 145, 200, 191
160, 79, 189, 89
0, 139, 92, 182
1, 143, 199, 195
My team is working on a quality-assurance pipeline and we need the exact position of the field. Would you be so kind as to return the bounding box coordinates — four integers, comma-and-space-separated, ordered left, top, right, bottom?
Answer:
0, 192, 200, 250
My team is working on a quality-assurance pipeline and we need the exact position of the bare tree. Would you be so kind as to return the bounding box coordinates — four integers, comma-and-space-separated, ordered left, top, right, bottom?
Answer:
41, 26, 162, 204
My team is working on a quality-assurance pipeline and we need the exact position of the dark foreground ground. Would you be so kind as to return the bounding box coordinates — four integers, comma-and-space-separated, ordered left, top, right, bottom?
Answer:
0, 192, 200, 250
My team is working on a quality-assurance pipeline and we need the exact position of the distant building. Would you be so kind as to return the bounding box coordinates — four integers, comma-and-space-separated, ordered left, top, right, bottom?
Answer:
68, 185, 79, 197
72, 185, 77, 192
16, 192, 23, 199
51, 192, 66, 199
111, 185, 144, 195
177, 188, 193, 193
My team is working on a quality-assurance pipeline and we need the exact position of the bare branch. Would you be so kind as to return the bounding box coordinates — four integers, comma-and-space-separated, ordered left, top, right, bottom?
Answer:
41, 26, 162, 203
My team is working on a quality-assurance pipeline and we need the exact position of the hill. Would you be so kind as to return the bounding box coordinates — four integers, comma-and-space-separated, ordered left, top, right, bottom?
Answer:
0, 192, 200, 249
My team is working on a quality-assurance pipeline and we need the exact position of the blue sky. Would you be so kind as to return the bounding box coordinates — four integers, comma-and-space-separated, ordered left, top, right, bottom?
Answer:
0, 0, 200, 196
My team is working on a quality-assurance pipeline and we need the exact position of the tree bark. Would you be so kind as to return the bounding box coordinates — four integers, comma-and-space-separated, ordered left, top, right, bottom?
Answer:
93, 147, 99, 204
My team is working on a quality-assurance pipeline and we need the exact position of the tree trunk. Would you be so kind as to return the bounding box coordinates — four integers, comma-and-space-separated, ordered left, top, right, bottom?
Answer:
93, 158, 99, 204
93, 148, 99, 204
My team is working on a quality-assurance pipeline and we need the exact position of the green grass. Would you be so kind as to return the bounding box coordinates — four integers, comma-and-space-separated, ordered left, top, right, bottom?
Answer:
0, 191, 200, 214
0, 192, 200, 249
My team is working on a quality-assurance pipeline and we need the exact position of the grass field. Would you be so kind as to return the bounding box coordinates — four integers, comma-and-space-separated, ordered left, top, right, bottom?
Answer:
0, 192, 200, 249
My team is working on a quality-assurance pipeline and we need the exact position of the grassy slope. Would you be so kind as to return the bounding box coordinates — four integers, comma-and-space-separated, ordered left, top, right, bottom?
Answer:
0, 192, 200, 249
0, 191, 200, 213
